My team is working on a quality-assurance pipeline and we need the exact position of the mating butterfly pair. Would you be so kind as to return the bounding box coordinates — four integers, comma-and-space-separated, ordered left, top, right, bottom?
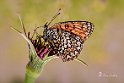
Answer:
36, 9, 95, 62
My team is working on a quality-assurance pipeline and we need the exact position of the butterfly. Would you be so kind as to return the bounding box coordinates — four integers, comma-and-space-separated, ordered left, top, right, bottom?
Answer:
42, 20, 94, 62
33, 9, 95, 62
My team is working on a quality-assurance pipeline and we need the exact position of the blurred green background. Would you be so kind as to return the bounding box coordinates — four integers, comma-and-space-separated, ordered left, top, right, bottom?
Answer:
0, 0, 124, 83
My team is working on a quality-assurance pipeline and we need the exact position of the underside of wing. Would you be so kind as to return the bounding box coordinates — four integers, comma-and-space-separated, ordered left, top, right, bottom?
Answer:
50, 21, 94, 41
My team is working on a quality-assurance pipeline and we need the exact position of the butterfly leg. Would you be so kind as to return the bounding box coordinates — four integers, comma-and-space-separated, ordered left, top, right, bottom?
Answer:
31, 25, 43, 39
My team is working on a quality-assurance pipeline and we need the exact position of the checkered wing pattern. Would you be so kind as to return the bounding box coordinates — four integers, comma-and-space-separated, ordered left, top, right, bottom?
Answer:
43, 21, 94, 62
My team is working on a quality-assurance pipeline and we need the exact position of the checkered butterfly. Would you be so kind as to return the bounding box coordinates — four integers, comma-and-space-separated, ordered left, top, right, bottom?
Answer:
30, 9, 94, 63
41, 9, 95, 62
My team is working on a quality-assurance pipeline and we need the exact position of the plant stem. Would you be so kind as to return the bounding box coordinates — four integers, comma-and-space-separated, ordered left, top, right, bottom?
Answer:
25, 72, 36, 83
24, 61, 41, 83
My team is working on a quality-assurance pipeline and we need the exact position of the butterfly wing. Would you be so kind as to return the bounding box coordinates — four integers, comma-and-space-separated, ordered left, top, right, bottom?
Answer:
50, 21, 94, 41
46, 21, 94, 62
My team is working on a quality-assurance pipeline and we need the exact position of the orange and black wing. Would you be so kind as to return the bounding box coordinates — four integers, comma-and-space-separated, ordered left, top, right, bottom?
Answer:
50, 21, 94, 41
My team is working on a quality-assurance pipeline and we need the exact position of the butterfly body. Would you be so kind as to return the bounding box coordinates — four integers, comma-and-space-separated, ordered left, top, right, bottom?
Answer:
43, 21, 94, 62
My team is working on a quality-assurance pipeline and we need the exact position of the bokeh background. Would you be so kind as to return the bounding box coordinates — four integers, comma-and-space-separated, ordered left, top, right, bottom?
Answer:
0, 0, 124, 83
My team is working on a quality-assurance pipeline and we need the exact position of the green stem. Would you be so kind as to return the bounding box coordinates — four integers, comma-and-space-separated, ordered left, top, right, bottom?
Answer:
24, 56, 58, 83
24, 60, 43, 83
25, 72, 36, 83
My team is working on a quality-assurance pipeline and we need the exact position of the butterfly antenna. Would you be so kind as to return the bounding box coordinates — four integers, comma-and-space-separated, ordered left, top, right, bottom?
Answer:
47, 8, 61, 26
32, 9, 61, 35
